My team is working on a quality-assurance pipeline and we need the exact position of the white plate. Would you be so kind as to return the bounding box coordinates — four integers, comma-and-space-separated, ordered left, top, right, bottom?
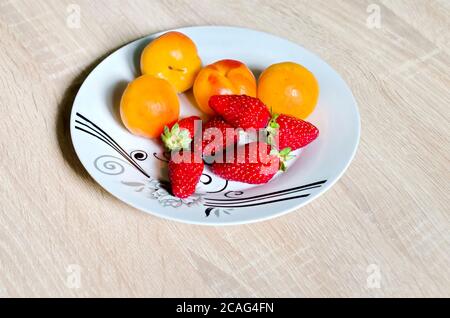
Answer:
70, 26, 360, 225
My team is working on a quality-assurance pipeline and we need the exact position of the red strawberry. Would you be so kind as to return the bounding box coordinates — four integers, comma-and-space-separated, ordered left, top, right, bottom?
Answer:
173, 116, 200, 138
161, 116, 201, 151
168, 150, 204, 198
267, 114, 319, 151
202, 116, 238, 156
211, 142, 292, 184
209, 95, 270, 129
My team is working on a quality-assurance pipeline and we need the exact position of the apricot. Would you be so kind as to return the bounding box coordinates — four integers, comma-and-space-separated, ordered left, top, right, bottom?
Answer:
258, 62, 319, 119
140, 31, 202, 93
120, 75, 179, 138
193, 59, 256, 115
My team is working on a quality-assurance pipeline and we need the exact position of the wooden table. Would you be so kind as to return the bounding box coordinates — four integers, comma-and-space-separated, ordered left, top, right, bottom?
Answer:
0, 0, 449, 297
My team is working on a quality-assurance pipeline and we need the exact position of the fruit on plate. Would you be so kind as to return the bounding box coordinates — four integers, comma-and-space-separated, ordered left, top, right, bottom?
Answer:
141, 31, 202, 93
193, 59, 256, 115
168, 150, 204, 198
120, 75, 179, 138
161, 116, 201, 151
258, 62, 319, 119
267, 114, 319, 151
208, 95, 270, 129
161, 116, 238, 157
202, 116, 239, 157
211, 142, 292, 184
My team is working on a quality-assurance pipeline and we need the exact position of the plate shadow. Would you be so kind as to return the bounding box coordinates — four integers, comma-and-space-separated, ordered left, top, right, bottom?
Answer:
56, 49, 120, 186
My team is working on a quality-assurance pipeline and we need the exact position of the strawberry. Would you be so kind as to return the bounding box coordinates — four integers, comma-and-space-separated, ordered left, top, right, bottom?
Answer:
202, 116, 238, 156
168, 150, 204, 198
267, 114, 319, 151
209, 95, 271, 129
161, 116, 201, 151
211, 142, 292, 184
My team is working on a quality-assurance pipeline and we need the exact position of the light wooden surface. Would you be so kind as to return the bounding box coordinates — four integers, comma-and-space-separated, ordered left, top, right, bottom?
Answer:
0, 0, 449, 298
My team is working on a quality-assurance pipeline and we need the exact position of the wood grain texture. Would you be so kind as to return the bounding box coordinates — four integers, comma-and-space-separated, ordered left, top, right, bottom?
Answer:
0, 0, 449, 297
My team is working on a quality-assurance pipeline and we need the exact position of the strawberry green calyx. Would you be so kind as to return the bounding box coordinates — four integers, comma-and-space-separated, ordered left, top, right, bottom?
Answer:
266, 113, 280, 147
270, 146, 294, 172
161, 123, 192, 151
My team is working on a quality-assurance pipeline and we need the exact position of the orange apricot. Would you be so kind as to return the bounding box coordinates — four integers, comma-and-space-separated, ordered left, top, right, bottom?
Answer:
193, 59, 256, 115
120, 75, 179, 138
140, 31, 202, 93
258, 62, 319, 119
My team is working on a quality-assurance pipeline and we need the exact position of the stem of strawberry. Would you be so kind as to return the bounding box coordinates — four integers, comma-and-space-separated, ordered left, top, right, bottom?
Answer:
270, 146, 294, 172
160, 123, 192, 151
266, 113, 280, 147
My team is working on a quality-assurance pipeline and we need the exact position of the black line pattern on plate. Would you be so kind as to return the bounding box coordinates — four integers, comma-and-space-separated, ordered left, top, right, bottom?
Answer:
130, 150, 148, 161
204, 194, 311, 208
205, 180, 326, 202
205, 207, 214, 217
206, 180, 229, 194
200, 173, 213, 185
74, 112, 150, 178
203, 180, 326, 210
205, 207, 232, 217
205, 186, 321, 205
153, 152, 170, 163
